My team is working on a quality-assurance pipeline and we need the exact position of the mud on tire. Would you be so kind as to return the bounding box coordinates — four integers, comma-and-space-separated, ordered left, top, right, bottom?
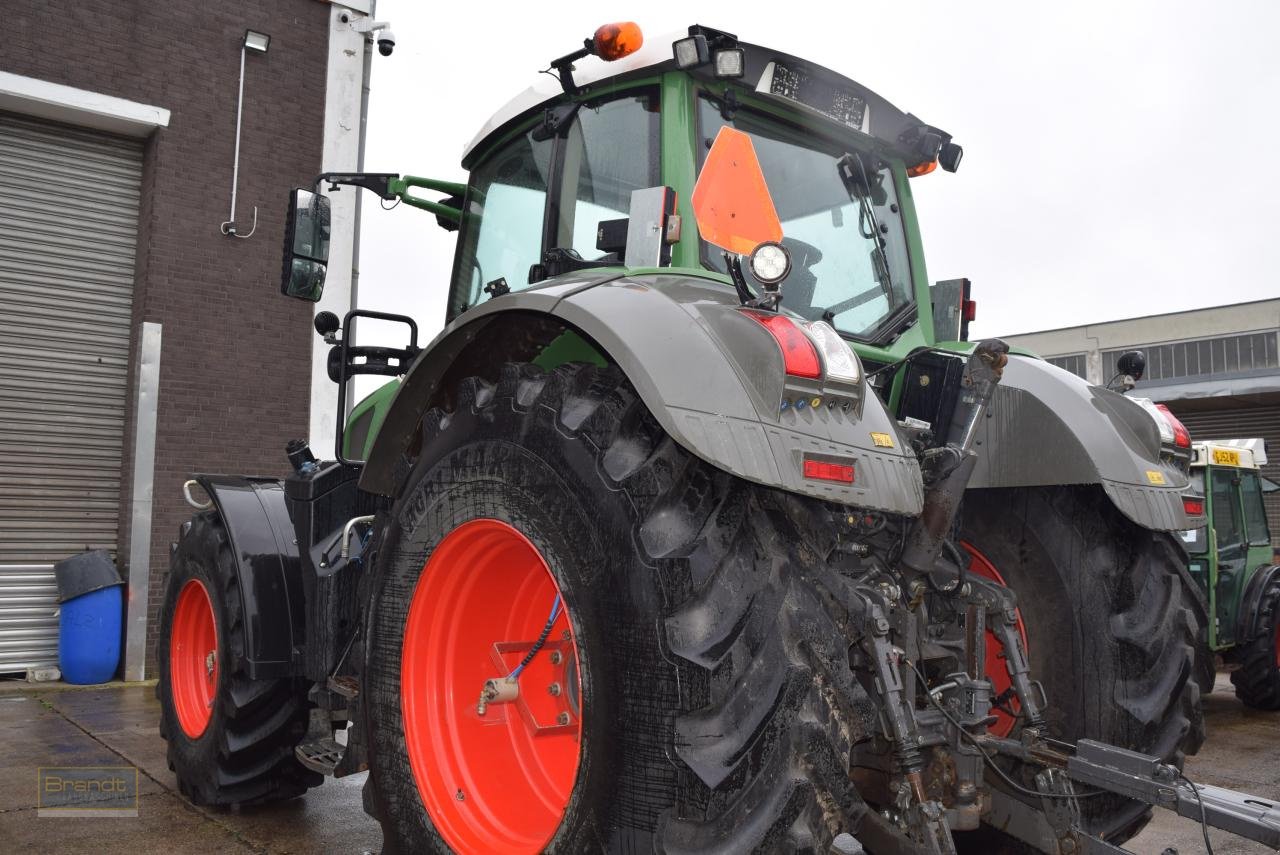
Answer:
1231, 576, 1280, 711
157, 511, 322, 806
960, 486, 1213, 845
360, 362, 878, 853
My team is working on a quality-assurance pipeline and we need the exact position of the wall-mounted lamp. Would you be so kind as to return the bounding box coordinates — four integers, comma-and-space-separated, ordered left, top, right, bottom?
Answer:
244, 29, 270, 54
220, 30, 272, 238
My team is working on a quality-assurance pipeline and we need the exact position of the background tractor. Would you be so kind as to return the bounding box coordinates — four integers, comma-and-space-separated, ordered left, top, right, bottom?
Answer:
1182, 438, 1280, 709
153, 21, 1280, 855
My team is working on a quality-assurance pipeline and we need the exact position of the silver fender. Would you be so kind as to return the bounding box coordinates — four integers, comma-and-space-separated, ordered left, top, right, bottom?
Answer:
969, 354, 1195, 530
361, 272, 924, 516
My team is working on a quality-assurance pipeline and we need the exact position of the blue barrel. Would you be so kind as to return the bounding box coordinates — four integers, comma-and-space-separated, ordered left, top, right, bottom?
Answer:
59, 585, 123, 684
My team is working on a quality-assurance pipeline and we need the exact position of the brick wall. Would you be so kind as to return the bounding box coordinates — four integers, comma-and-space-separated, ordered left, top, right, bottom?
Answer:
4, 0, 329, 674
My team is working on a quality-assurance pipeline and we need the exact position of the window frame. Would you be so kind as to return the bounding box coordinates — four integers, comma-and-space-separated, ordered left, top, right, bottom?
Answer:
446, 86, 662, 324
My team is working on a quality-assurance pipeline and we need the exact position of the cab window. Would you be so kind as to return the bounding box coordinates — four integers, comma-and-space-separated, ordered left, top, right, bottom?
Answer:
1210, 469, 1243, 549
1240, 471, 1271, 546
451, 129, 554, 315
553, 93, 660, 261
450, 91, 659, 318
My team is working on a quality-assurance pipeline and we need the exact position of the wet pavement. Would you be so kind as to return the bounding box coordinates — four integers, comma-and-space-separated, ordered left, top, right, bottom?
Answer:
1132, 672, 1280, 854
0, 673, 1274, 853
0, 683, 380, 854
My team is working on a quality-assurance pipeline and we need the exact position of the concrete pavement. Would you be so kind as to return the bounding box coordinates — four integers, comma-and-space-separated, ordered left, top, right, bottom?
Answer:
0, 672, 1274, 853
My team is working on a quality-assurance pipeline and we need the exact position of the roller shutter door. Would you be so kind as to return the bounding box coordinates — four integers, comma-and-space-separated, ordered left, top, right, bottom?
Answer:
1172, 405, 1280, 551
0, 112, 143, 672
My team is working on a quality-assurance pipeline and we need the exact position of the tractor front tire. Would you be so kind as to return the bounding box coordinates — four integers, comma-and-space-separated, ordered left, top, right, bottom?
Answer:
157, 511, 322, 806
1230, 575, 1280, 710
960, 486, 1213, 846
361, 363, 875, 854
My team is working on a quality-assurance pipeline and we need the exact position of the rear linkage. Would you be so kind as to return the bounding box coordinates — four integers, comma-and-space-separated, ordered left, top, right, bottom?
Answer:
840, 339, 1280, 854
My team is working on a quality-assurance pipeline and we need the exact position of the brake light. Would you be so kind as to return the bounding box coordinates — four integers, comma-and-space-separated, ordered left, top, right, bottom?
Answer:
962, 299, 978, 323
803, 457, 855, 484
1183, 497, 1205, 516
1155, 404, 1191, 448
743, 310, 821, 379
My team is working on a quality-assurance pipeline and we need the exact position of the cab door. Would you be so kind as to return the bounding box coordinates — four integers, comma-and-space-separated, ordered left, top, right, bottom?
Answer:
1209, 466, 1247, 647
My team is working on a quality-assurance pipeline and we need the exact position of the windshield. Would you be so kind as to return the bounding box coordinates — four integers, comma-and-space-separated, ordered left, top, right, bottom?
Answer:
698, 97, 914, 341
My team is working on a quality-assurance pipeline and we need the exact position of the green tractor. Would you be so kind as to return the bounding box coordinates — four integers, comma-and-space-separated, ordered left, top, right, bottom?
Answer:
1182, 438, 1280, 708
156, 21, 1280, 854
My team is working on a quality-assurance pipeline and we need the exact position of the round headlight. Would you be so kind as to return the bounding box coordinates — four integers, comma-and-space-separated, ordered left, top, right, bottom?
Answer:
749, 241, 791, 285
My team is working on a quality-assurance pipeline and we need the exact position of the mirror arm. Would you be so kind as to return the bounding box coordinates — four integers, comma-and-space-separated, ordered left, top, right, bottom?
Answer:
315, 171, 401, 199
389, 176, 465, 225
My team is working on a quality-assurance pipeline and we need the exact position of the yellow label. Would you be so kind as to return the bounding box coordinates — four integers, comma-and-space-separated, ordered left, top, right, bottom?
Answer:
1212, 448, 1241, 466
871, 432, 894, 448
1145, 469, 1166, 485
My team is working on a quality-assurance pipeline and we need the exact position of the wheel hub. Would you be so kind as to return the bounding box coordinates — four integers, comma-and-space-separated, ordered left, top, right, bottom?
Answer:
401, 519, 582, 854
170, 579, 218, 738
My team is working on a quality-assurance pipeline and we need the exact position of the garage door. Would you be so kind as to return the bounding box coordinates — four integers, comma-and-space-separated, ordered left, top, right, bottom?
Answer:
0, 112, 143, 673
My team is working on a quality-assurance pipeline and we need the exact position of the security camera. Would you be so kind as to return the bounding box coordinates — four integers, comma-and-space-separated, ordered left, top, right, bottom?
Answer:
377, 29, 396, 56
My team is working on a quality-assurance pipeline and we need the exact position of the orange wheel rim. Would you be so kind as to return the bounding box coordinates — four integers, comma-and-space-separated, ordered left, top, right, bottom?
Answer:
960, 542, 1029, 738
170, 579, 219, 738
402, 519, 582, 854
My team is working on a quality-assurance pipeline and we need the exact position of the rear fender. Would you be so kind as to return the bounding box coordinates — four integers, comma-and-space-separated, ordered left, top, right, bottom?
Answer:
967, 355, 1196, 530
361, 272, 925, 515
195, 474, 304, 680
1237, 563, 1280, 641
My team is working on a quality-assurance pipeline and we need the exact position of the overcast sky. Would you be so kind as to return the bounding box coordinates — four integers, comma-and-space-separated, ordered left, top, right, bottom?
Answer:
357, 1, 1280, 342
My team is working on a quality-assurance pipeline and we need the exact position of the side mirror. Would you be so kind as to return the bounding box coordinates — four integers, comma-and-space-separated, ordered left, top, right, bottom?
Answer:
280, 189, 331, 302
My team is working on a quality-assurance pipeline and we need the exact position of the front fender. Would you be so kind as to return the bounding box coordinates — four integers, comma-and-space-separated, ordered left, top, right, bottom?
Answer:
968, 354, 1196, 530
195, 474, 304, 679
362, 272, 924, 515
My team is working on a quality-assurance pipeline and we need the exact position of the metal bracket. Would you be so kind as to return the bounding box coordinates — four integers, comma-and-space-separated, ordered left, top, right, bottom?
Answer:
1067, 739, 1280, 849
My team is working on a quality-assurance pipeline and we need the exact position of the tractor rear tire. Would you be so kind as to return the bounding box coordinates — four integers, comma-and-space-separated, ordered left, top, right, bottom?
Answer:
360, 362, 875, 854
959, 486, 1212, 847
157, 511, 323, 806
1230, 576, 1280, 710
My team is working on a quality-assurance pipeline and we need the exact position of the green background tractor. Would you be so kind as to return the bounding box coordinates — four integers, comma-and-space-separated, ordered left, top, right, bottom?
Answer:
154, 22, 1235, 854
1183, 438, 1280, 708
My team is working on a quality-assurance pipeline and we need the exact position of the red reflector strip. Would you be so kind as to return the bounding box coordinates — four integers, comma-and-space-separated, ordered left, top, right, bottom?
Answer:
962, 299, 977, 323
742, 310, 821, 379
803, 458, 855, 484
1183, 497, 1204, 516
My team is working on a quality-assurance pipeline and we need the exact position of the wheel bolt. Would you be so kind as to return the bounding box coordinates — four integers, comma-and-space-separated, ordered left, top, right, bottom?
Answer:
557, 712, 570, 725
549, 651, 562, 665
455, 789, 465, 801
548, 682, 561, 696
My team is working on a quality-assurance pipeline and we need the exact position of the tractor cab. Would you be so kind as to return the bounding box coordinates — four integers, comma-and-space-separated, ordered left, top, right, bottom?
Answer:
1184, 438, 1275, 649
445, 23, 962, 356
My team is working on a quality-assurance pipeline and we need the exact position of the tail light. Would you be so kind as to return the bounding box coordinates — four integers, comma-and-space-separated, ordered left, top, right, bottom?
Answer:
1183, 496, 1205, 516
1155, 404, 1191, 448
803, 456, 855, 484
743, 310, 821, 379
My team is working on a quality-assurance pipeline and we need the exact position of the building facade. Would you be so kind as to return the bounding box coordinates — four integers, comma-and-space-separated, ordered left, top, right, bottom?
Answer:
1002, 299, 1280, 548
0, 1, 370, 678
